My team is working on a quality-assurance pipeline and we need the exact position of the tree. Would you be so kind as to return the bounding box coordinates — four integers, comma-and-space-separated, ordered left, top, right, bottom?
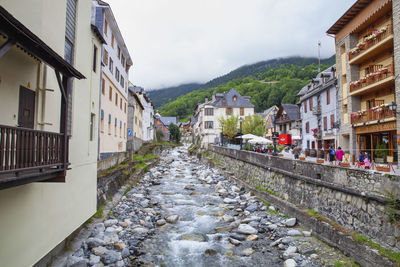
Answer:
218, 115, 239, 140
169, 123, 181, 143
242, 114, 266, 136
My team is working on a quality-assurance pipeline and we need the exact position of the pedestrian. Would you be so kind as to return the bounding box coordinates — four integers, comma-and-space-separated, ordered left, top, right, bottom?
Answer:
293, 146, 300, 160
359, 152, 365, 163
364, 153, 370, 169
336, 147, 344, 163
328, 146, 335, 164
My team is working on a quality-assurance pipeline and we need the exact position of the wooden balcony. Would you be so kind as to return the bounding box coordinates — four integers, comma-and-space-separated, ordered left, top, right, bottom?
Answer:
0, 125, 68, 190
348, 24, 393, 65
350, 105, 395, 125
349, 63, 394, 96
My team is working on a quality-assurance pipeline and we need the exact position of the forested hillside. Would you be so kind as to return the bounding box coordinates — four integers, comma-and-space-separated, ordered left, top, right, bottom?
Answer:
159, 61, 333, 122
149, 55, 335, 108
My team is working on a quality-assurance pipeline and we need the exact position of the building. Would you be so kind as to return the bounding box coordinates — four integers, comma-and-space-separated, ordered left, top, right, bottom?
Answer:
193, 88, 255, 148
274, 104, 301, 145
298, 66, 339, 152
92, 0, 133, 159
159, 116, 177, 128
127, 86, 144, 152
328, 0, 399, 164
261, 105, 279, 140
155, 115, 170, 141
135, 87, 155, 142
0, 1, 101, 266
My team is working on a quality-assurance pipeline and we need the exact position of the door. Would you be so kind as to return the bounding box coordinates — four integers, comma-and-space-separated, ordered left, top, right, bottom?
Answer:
18, 86, 35, 129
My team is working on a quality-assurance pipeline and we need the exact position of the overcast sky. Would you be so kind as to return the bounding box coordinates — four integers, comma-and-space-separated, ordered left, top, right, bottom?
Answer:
106, 0, 351, 90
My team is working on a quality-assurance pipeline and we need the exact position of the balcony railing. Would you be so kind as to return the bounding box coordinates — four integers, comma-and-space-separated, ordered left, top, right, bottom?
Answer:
0, 125, 68, 188
348, 24, 393, 61
350, 105, 395, 124
349, 63, 394, 93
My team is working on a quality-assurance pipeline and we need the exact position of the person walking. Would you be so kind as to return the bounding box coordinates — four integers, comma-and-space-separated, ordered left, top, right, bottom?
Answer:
328, 146, 335, 164
293, 146, 300, 160
336, 147, 344, 163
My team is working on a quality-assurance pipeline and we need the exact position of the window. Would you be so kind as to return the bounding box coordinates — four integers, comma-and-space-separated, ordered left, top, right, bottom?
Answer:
120, 76, 124, 88
279, 125, 282, 131
120, 120, 122, 137
330, 114, 335, 129
124, 102, 126, 113
101, 79, 105, 95
205, 121, 213, 129
109, 58, 114, 74
100, 110, 104, 133
205, 108, 214, 116
124, 123, 126, 138
118, 46, 121, 59
90, 113, 95, 141
240, 107, 244, 116
111, 33, 115, 48
120, 98, 122, 110
115, 68, 120, 82
115, 93, 118, 106
103, 49, 109, 65
114, 118, 117, 136
326, 88, 330, 105
289, 123, 292, 130
109, 87, 112, 101
304, 101, 307, 113
323, 116, 327, 130
104, 19, 108, 36
108, 114, 111, 135
135, 116, 137, 125
226, 108, 233, 115
306, 122, 309, 133
309, 98, 313, 110
121, 55, 125, 67
92, 45, 98, 72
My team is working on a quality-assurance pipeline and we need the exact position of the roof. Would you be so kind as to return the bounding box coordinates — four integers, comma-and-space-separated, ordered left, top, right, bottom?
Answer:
91, 24, 106, 44
299, 65, 337, 102
262, 106, 278, 117
159, 117, 177, 127
0, 6, 85, 79
128, 87, 144, 110
281, 104, 300, 121
211, 88, 254, 108
327, 0, 372, 34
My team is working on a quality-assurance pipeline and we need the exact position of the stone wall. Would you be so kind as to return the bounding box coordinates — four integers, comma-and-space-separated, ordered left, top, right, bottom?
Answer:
210, 146, 400, 254
97, 152, 128, 172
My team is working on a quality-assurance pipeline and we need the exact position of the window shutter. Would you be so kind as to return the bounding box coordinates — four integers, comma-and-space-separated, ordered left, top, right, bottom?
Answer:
304, 101, 307, 113
120, 120, 122, 128
327, 88, 330, 105
330, 114, 334, 129
309, 98, 313, 110
115, 118, 117, 126
324, 117, 327, 130
108, 114, 111, 123
101, 109, 104, 119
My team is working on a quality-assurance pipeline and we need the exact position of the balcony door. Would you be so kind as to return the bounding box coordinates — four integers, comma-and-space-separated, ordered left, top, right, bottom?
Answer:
18, 86, 35, 129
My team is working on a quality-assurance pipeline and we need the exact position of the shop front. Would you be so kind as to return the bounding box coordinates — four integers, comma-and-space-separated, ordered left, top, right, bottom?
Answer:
355, 121, 397, 164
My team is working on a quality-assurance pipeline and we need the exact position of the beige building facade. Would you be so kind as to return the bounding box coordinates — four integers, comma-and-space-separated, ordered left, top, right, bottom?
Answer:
0, 0, 101, 266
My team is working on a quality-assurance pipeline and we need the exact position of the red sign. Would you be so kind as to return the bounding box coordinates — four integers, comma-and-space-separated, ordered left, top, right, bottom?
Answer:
278, 134, 292, 145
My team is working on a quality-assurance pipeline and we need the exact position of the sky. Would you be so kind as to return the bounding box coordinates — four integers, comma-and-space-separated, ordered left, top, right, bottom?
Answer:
106, 0, 352, 90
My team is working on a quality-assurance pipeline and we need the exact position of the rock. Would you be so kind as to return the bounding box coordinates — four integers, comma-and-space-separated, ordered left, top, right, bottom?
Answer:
215, 226, 234, 233
266, 224, 278, 231
237, 224, 258, 235
94, 223, 105, 233
284, 218, 296, 227
241, 247, 254, 256
269, 206, 276, 211
121, 248, 130, 258
302, 231, 311, 237
66, 255, 87, 267
278, 243, 285, 249
162, 191, 176, 195
184, 185, 195, 191
156, 219, 166, 226
245, 204, 258, 212
116, 260, 125, 267
241, 216, 261, 223
284, 259, 297, 267
223, 198, 237, 204
281, 237, 292, 244
215, 211, 224, 216
104, 219, 118, 227
287, 230, 302, 236
228, 237, 242, 246
247, 234, 258, 241
132, 193, 144, 198
197, 210, 206, 216
92, 246, 108, 256
180, 233, 207, 242
102, 250, 122, 265
89, 254, 101, 265
302, 249, 316, 255
114, 242, 125, 250
283, 246, 297, 258
190, 191, 202, 196
86, 238, 104, 249
221, 215, 234, 223
131, 227, 149, 234
119, 220, 132, 227
231, 185, 240, 192
270, 238, 282, 247
310, 254, 319, 259
166, 215, 179, 223
201, 249, 216, 257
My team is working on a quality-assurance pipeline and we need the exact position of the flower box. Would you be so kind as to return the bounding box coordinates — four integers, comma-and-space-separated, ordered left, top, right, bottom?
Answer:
376, 166, 390, 172
340, 162, 350, 167
316, 159, 324, 164
278, 153, 284, 157
299, 157, 306, 161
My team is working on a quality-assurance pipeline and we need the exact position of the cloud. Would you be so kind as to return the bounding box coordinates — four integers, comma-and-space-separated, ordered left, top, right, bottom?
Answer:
106, 0, 351, 89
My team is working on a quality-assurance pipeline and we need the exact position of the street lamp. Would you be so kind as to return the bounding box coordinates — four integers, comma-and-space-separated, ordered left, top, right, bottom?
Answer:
272, 108, 278, 156
221, 122, 224, 146
389, 102, 399, 114
239, 117, 243, 150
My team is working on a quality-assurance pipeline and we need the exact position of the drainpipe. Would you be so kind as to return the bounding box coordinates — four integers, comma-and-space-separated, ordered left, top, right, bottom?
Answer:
40, 64, 47, 131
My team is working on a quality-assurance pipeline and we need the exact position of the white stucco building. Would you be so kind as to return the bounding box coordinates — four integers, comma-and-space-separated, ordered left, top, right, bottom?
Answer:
136, 88, 155, 142
298, 66, 339, 152
193, 88, 255, 148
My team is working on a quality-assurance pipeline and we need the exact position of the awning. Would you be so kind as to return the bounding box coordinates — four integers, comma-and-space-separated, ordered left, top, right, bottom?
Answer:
292, 136, 302, 140
0, 5, 85, 79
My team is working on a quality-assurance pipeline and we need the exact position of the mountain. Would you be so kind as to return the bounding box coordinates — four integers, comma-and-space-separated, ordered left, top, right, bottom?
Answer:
148, 55, 335, 109
157, 56, 335, 121
148, 83, 203, 109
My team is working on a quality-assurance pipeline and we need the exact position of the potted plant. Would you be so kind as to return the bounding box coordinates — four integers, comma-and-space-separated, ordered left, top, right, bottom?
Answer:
316, 159, 324, 164
299, 156, 306, 161
376, 164, 390, 172
374, 141, 388, 164
340, 162, 350, 167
